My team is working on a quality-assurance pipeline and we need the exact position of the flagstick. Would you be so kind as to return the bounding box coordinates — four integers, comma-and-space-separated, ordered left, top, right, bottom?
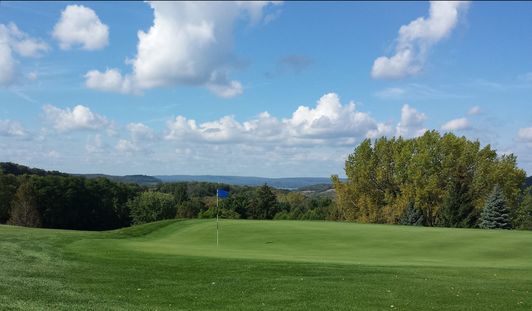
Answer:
216, 191, 219, 248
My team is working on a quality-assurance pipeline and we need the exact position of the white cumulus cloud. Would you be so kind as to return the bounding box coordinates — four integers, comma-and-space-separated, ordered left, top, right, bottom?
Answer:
441, 117, 470, 131
43, 104, 110, 132
286, 93, 384, 139
371, 1, 469, 79
53, 5, 109, 50
85, 1, 280, 97
396, 104, 427, 137
0, 23, 49, 86
165, 92, 389, 145
85, 69, 134, 94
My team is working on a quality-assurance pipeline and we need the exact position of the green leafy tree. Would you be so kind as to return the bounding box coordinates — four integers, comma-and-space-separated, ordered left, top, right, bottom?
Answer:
480, 185, 512, 229
248, 184, 278, 219
173, 183, 189, 204
514, 187, 532, 229
223, 191, 253, 219
439, 177, 476, 228
273, 210, 290, 220
176, 198, 204, 218
334, 131, 526, 228
8, 181, 42, 227
399, 202, 423, 226
128, 192, 176, 225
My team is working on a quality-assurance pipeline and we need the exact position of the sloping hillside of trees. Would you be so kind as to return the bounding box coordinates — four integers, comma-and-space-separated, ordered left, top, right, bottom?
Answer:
0, 162, 68, 177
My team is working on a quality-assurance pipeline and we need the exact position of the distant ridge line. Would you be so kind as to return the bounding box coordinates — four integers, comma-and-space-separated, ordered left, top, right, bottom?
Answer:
154, 175, 337, 189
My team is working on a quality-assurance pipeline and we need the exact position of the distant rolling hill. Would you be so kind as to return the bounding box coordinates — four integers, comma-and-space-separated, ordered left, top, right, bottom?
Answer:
76, 174, 162, 186
0, 162, 162, 186
0, 162, 68, 177
0, 162, 335, 188
155, 175, 336, 189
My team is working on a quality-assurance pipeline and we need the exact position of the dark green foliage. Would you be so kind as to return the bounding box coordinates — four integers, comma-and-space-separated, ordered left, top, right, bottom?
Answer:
128, 192, 176, 225
514, 187, 532, 229
0, 161, 335, 231
158, 181, 333, 221
157, 181, 235, 198
480, 185, 512, 229
0, 163, 335, 229
30, 175, 141, 230
173, 182, 189, 204
399, 202, 424, 226
199, 206, 240, 219
187, 182, 230, 197
222, 191, 253, 219
0, 173, 142, 230
176, 198, 204, 218
0, 172, 19, 223
0, 162, 68, 177
273, 210, 289, 220
281, 184, 337, 221
248, 184, 278, 219
439, 177, 477, 228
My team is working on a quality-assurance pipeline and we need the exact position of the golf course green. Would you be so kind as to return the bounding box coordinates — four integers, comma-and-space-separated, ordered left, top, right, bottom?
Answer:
1, 219, 531, 310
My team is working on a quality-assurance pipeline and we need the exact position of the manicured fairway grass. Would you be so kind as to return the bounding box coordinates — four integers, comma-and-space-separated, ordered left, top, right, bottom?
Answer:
1, 219, 531, 310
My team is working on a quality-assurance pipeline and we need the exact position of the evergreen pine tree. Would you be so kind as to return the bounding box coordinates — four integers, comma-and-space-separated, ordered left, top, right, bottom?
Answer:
399, 201, 424, 226
480, 185, 512, 229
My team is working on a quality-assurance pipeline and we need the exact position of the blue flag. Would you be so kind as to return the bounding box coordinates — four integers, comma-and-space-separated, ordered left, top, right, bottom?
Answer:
217, 189, 229, 198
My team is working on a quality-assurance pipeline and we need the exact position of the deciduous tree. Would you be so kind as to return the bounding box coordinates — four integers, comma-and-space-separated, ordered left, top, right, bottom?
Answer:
8, 181, 41, 227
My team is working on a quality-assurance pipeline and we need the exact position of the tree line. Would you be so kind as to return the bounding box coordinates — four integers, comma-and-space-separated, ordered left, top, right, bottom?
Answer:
0, 163, 335, 230
332, 131, 532, 229
1, 173, 141, 230
138, 182, 336, 224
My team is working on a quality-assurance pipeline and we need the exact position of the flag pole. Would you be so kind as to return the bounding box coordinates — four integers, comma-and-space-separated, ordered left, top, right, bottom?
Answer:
216, 190, 219, 248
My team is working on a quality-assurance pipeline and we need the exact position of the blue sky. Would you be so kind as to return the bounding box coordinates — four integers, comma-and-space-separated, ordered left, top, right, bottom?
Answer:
1, 1, 532, 177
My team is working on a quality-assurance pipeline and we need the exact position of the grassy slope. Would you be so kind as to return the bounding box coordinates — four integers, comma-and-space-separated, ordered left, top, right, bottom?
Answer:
1, 219, 531, 310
